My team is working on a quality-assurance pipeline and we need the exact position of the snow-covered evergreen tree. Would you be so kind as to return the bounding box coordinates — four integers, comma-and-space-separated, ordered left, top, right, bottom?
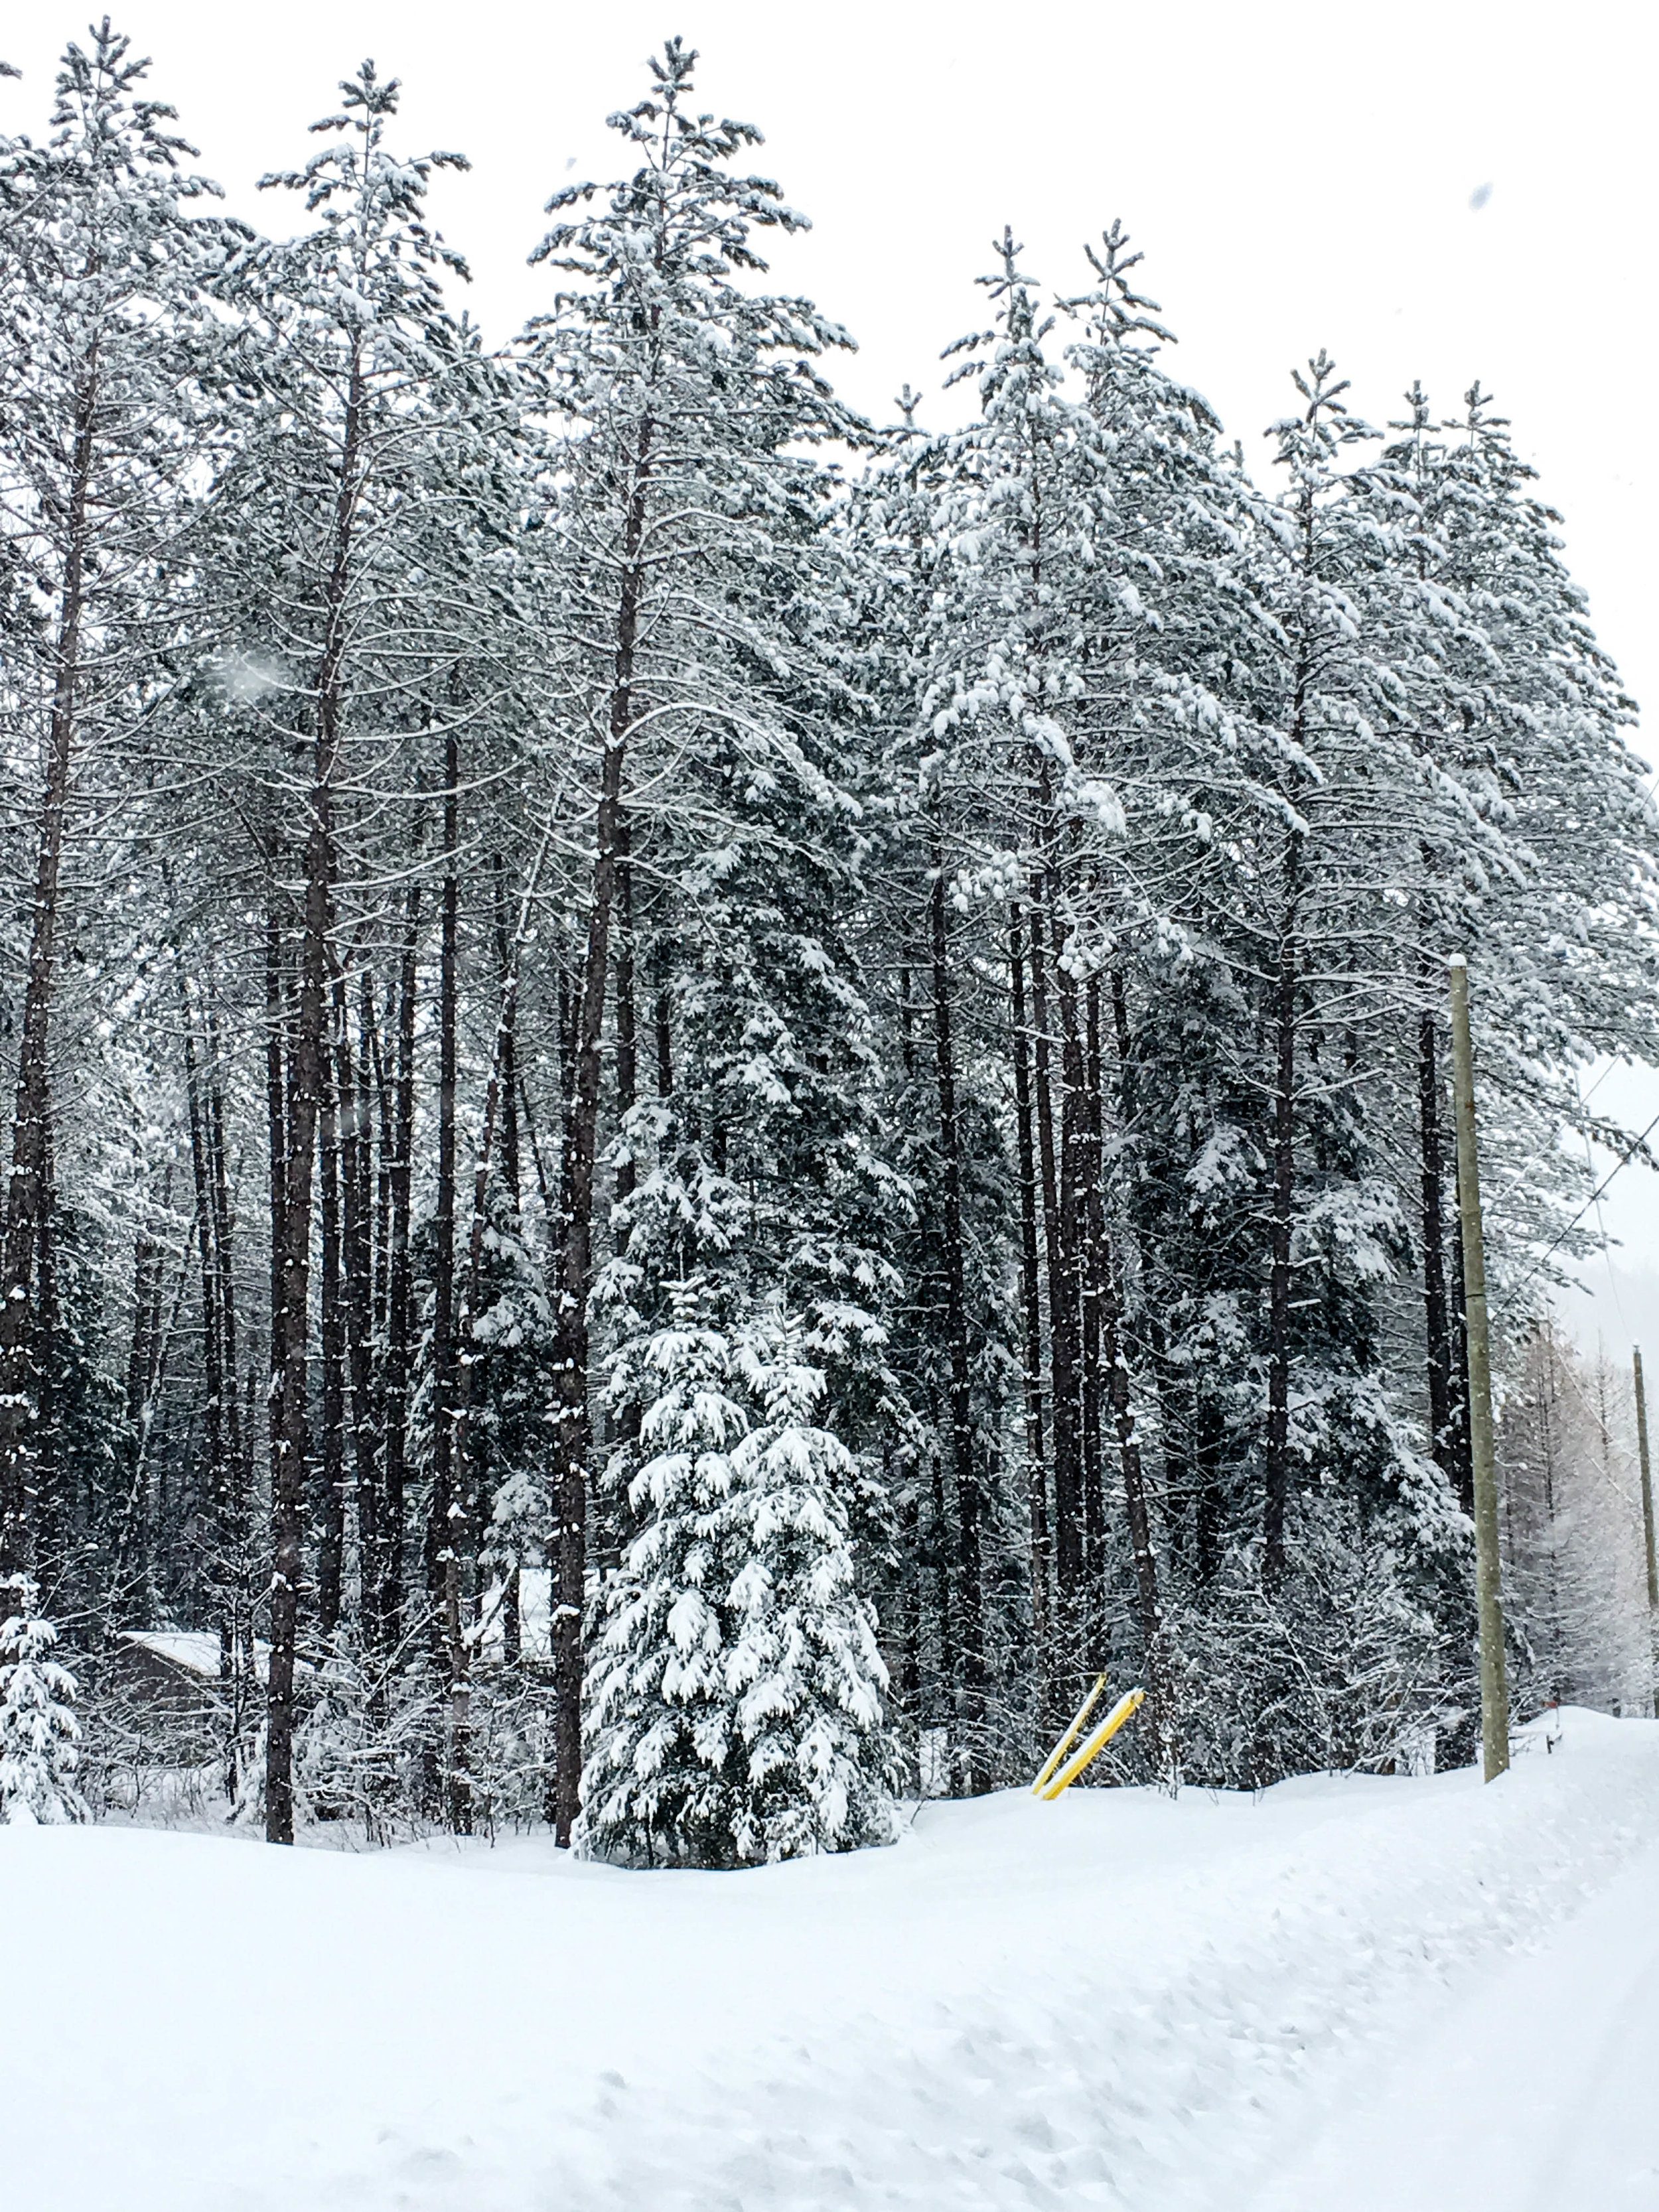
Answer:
0, 1575, 86, 1824
585, 1282, 895, 1866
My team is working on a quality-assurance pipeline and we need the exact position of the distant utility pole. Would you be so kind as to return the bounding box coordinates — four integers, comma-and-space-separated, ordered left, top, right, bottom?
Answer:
1634, 1349, 1659, 1717
1448, 956, 1511, 1781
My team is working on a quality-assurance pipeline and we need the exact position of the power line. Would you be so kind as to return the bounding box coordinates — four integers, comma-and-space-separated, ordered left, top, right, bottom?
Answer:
1495, 1104, 1659, 1325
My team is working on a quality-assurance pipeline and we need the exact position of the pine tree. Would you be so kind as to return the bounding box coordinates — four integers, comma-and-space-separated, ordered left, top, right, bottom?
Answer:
524, 36, 867, 1843
216, 55, 489, 1842
0, 23, 227, 1574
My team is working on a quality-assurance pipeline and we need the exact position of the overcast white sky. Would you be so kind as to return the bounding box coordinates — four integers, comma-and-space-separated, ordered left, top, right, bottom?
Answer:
4, 0, 1655, 1355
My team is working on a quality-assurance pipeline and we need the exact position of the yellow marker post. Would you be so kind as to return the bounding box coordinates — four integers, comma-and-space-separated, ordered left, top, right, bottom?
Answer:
1031, 1672, 1107, 1795
1038, 1686, 1145, 1799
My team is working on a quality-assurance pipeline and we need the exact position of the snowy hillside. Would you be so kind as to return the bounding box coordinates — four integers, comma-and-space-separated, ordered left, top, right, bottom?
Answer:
7, 1709, 1658, 2212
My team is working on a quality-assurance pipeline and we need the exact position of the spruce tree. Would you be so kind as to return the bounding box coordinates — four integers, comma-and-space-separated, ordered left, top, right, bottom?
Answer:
0, 1575, 86, 1824
585, 1282, 894, 1865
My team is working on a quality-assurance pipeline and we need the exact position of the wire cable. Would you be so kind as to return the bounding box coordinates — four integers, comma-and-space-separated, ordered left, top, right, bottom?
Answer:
1494, 1104, 1659, 1325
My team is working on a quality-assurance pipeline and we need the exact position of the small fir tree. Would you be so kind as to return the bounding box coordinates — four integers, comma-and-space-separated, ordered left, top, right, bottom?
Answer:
584, 1283, 896, 1866
0, 1576, 87, 1824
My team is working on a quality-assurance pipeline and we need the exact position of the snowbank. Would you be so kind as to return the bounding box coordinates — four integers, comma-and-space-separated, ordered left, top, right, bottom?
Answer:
4, 1708, 1656, 2211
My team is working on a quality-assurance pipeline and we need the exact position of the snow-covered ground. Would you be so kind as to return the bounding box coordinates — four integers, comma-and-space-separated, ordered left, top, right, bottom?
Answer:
7, 1709, 1657, 2211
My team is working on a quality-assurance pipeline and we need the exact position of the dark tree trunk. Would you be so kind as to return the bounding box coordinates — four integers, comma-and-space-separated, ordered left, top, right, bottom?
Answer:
1418, 1007, 1455, 1481
340, 974, 380, 1640
490, 855, 523, 1666
1027, 885, 1082, 1628
1084, 980, 1169, 1751
898, 1474, 922, 1728
316, 993, 346, 1641
380, 888, 421, 1651
0, 362, 97, 1574
518, 1076, 555, 1229
267, 807, 330, 1846
267, 343, 362, 1844
551, 414, 654, 1848
928, 846, 985, 1782
613, 825, 638, 1226
653, 944, 674, 1102
1264, 836, 1301, 1580
427, 728, 467, 1828
450, 836, 538, 1813
33, 1130, 62, 1584
492, 856, 522, 1211
113, 1181, 188, 1620
119, 1179, 167, 1619
1009, 910, 1049, 1649
928, 1453, 954, 1735
1052, 935, 1098, 1615
180, 997, 230, 1668
261, 902, 300, 1845
204, 984, 244, 1624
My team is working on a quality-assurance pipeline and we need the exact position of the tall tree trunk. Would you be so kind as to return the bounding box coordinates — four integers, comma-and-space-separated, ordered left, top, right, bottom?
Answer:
653, 943, 674, 1103
203, 980, 248, 1783
33, 1126, 62, 1586
121, 1197, 163, 1611
316, 992, 346, 1641
261, 901, 300, 1843
267, 342, 362, 1846
113, 1193, 191, 1622
180, 993, 230, 1672
447, 832, 545, 1811
1264, 836, 1301, 1580
204, 983, 244, 1595
613, 825, 638, 1226
380, 888, 421, 1653
1009, 909, 1049, 1650
482, 859, 528, 1647
492, 856, 522, 1211
0, 357, 97, 1573
428, 727, 467, 1829
267, 806, 330, 1845
550, 413, 654, 1848
1027, 883, 1082, 1633
928, 845, 985, 1783
1418, 1006, 1455, 1481
1084, 980, 1170, 1753
340, 974, 380, 1641
1052, 926, 1096, 1619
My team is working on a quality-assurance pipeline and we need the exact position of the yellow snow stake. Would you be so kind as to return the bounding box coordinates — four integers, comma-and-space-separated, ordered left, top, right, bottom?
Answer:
1031, 1672, 1108, 1795
1037, 1686, 1146, 1799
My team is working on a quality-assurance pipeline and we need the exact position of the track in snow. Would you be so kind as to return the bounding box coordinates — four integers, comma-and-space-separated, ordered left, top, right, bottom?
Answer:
1250, 1825, 1659, 2211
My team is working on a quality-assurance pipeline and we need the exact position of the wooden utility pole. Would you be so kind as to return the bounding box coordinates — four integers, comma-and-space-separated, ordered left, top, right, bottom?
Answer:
1633, 1349, 1659, 1716
1448, 956, 1510, 1781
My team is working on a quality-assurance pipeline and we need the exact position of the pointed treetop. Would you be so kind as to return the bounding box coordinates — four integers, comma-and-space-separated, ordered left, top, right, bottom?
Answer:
531, 38, 825, 301
309, 56, 404, 137
255, 54, 470, 296
47, 17, 198, 173
1066, 220, 1175, 350
605, 36, 765, 165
